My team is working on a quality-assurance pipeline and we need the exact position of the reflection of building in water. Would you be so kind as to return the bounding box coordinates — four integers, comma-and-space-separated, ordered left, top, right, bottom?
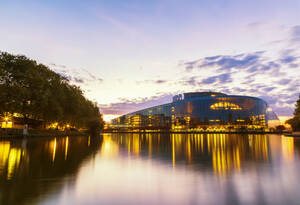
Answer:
210, 134, 269, 176
0, 136, 98, 181
100, 135, 119, 157
109, 92, 279, 132
281, 136, 294, 162
108, 133, 271, 177
0, 141, 24, 179
0, 136, 102, 205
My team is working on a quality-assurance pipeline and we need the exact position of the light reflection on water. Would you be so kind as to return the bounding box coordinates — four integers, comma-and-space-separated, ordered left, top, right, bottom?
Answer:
0, 134, 300, 205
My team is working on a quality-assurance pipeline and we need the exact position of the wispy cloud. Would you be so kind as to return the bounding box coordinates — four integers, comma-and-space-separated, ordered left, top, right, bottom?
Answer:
99, 94, 173, 115
49, 64, 104, 86
184, 52, 263, 72
136, 79, 168, 85
290, 25, 300, 43
202, 73, 232, 84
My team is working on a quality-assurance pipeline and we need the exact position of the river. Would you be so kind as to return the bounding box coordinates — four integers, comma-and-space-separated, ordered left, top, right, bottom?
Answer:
1, 133, 300, 205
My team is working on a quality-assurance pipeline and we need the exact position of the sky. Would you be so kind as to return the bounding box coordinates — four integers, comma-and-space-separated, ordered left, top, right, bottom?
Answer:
0, 0, 299, 122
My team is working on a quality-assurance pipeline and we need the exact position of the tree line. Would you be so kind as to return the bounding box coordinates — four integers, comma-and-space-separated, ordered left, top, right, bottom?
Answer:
0, 52, 103, 133
287, 95, 300, 131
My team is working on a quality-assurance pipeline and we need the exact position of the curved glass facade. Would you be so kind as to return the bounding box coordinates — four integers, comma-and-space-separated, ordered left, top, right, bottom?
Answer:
110, 92, 278, 131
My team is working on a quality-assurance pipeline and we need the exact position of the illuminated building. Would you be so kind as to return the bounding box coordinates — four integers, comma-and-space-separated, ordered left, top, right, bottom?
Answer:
0, 112, 44, 129
110, 92, 279, 131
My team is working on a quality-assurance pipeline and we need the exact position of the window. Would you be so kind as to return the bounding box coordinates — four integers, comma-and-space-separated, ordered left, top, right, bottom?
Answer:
210, 102, 242, 110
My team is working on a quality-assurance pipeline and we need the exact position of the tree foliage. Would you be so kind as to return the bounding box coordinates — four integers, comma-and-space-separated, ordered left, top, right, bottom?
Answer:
286, 94, 300, 131
0, 52, 103, 132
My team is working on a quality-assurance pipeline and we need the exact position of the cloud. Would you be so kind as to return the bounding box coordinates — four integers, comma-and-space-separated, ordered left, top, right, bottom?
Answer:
100, 94, 173, 115
177, 48, 300, 116
290, 25, 300, 43
202, 76, 217, 84
246, 22, 265, 29
55, 71, 72, 80
263, 87, 276, 92
277, 79, 290, 85
136, 79, 168, 85
182, 76, 199, 86
199, 53, 262, 71
49, 63, 67, 69
205, 55, 221, 61
73, 77, 85, 84
290, 63, 298, 68
200, 73, 232, 84
218, 73, 232, 83
49, 64, 104, 86
182, 52, 265, 72
184, 59, 201, 71
82, 69, 104, 83
155, 80, 167, 84
280, 56, 297, 64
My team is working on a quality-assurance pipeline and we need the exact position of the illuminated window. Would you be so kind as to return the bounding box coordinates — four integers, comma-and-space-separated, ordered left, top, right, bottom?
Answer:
1, 121, 12, 128
210, 102, 242, 110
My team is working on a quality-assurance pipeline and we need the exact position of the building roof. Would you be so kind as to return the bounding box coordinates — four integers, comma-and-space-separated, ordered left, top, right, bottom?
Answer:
173, 92, 227, 102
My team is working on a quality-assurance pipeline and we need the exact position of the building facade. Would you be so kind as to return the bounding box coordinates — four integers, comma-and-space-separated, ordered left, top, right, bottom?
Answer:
110, 92, 279, 132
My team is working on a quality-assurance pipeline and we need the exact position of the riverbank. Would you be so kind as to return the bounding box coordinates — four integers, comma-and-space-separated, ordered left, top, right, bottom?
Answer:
284, 132, 300, 137
0, 128, 88, 139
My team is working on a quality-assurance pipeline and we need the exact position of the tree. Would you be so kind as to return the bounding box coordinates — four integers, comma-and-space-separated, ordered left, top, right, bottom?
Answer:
286, 94, 300, 131
0, 51, 104, 133
275, 125, 286, 132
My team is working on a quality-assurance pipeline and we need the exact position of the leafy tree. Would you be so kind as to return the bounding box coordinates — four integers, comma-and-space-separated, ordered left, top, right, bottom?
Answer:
286, 94, 300, 131
0, 51, 104, 134
275, 125, 286, 132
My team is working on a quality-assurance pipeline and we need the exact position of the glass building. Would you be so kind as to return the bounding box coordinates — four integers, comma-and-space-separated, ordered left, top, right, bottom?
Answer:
110, 92, 278, 132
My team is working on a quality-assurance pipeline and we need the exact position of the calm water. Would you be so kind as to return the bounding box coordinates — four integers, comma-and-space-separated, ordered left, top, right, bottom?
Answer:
1, 133, 300, 205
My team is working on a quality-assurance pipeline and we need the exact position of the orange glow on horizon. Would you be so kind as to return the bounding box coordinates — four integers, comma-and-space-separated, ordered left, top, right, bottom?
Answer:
103, 114, 121, 122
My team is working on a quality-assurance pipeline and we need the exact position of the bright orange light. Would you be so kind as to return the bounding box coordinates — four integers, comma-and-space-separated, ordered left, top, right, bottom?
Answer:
103, 114, 120, 122
210, 102, 242, 110
2, 122, 12, 128
52, 138, 57, 162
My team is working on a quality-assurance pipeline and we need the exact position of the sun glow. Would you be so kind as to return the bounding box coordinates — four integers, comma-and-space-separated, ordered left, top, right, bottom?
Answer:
103, 114, 120, 122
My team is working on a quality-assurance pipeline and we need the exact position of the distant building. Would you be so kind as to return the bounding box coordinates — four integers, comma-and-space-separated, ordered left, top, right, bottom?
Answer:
0, 113, 43, 129
109, 92, 279, 132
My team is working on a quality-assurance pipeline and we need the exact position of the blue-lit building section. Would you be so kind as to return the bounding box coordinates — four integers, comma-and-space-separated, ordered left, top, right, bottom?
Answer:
110, 92, 278, 132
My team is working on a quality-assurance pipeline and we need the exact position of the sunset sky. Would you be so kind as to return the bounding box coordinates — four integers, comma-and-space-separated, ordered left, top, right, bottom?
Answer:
1, 0, 299, 121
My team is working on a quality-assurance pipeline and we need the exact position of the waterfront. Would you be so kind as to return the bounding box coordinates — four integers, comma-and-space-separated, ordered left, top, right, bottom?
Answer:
1, 133, 300, 205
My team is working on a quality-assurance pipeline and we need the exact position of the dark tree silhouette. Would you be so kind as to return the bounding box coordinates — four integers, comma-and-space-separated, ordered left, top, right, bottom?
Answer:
286, 95, 300, 131
0, 52, 104, 133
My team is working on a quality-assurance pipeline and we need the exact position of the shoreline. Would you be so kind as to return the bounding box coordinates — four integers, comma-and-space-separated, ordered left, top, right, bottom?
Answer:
1, 130, 296, 139
284, 132, 300, 137
0, 130, 89, 139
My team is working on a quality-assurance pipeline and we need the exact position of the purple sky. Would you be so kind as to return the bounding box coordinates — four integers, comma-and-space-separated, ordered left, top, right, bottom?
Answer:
0, 0, 299, 121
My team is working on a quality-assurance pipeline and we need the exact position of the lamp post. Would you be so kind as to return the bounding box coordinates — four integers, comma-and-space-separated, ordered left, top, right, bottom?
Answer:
4, 116, 9, 135
5, 117, 8, 128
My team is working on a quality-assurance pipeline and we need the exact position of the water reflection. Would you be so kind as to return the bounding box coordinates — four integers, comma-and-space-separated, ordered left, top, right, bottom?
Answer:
1, 134, 300, 205
0, 141, 23, 180
281, 136, 294, 162
102, 133, 272, 177
0, 136, 102, 205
